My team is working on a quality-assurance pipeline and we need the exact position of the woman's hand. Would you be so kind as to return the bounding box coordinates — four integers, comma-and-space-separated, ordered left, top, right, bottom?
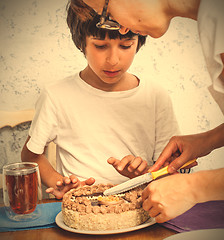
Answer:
142, 168, 224, 223
150, 134, 208, 174
142, 173, 196, 223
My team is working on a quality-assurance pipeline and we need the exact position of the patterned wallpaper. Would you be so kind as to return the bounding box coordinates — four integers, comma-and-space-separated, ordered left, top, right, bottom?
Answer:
0, 0, 223, 174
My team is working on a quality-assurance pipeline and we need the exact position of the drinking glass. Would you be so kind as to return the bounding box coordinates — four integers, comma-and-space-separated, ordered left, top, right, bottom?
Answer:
3, 162, 42, 221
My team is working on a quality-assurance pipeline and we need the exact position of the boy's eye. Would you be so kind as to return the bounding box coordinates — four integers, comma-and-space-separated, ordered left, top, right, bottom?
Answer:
94, 44, 107, 49
120, 45, 132, 49
93, 43, 133, 50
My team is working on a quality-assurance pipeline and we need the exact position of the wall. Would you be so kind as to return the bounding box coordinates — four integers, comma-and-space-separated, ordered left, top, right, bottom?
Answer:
0, 0, 223, 175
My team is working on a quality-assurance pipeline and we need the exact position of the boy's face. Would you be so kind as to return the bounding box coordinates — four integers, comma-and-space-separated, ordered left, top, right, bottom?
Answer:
84, 35, 138, 89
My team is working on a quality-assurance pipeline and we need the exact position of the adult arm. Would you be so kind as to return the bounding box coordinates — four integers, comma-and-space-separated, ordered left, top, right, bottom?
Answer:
142, 168, 224, 223
150, 123, 224, 173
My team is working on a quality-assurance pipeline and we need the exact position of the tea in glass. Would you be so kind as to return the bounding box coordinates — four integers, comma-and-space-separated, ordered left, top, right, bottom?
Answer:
3, 162, 42, 221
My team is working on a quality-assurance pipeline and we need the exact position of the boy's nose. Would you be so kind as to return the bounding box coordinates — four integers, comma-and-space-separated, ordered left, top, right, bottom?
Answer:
106, 51, 119, 66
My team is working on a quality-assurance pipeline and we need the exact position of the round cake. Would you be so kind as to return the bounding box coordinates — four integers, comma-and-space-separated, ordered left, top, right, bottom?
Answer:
62, 183, 150, 231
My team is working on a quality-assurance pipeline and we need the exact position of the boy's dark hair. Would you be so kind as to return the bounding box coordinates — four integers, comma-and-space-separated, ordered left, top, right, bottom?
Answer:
67, 1, 146, 54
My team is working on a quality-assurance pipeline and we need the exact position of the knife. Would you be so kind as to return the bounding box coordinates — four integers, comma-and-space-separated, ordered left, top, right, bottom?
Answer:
104, 159, 196, 196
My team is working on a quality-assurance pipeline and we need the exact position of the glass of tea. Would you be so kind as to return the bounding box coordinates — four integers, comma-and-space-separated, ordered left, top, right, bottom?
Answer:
3, 162, 42, 221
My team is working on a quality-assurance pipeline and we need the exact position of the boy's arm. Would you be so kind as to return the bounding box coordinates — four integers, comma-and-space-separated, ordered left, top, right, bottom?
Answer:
21, 136, 95, 199
21, 136, 63, 189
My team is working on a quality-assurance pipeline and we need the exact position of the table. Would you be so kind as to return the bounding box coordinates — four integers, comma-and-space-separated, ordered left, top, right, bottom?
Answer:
0, 199, 177, 240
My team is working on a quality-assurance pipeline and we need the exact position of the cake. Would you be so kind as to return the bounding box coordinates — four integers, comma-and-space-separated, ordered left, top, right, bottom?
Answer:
62, 183, 150, 231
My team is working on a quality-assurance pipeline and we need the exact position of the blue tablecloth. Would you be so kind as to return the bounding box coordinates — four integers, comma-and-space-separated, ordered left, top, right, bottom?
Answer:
0, 202, 61, 232
161, 201, 224, 232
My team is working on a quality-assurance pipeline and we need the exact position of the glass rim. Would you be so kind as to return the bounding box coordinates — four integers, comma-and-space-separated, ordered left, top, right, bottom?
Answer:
3, 162, 38, 175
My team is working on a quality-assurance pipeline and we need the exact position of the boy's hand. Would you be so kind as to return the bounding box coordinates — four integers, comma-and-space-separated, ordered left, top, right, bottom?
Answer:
46, 175, 95, 199
108, 155, 149, 179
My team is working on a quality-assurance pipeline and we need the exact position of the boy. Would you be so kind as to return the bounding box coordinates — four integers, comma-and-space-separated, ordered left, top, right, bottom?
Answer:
21, 2, 180, 199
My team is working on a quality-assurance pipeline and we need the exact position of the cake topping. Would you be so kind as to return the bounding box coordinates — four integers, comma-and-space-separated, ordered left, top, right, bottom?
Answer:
62, 183, 150, 231
62, 184, 145, 214
98, 195, 124, 205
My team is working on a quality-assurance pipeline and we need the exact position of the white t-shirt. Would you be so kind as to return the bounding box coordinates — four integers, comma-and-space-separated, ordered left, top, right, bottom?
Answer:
27, 73, 180, 184
198, 0, 224, 93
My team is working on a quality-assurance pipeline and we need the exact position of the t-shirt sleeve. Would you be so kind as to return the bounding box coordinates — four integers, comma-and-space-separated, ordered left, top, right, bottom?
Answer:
27, 88, 58, 154
197, 0, 224, 93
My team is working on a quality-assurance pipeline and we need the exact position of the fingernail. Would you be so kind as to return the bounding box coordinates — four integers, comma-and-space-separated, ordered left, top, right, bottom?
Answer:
169, 166, 176, 173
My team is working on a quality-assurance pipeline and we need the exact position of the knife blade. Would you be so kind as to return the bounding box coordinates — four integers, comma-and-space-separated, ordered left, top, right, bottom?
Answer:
104, 159, 196, 196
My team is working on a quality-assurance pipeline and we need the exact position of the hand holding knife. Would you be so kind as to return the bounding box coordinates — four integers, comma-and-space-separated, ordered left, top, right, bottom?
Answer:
104, 159, 197, 196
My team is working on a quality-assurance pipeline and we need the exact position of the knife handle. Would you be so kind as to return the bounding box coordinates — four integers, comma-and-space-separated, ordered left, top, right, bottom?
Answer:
150, 159, 197, 180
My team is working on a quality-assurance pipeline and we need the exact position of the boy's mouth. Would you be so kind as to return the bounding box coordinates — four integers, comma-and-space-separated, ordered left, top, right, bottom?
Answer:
103, 70, 120, 77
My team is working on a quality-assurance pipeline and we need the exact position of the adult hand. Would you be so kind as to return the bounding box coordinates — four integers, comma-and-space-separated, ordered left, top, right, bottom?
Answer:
46, 175, 95, 199
142, 173, 196, 223
107, 155, 149, 179
142, 167, 224, 223
150, 134, 210, 173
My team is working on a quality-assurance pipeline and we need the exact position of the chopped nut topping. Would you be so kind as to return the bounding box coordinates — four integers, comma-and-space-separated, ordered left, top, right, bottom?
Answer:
62, 184, 145, 214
